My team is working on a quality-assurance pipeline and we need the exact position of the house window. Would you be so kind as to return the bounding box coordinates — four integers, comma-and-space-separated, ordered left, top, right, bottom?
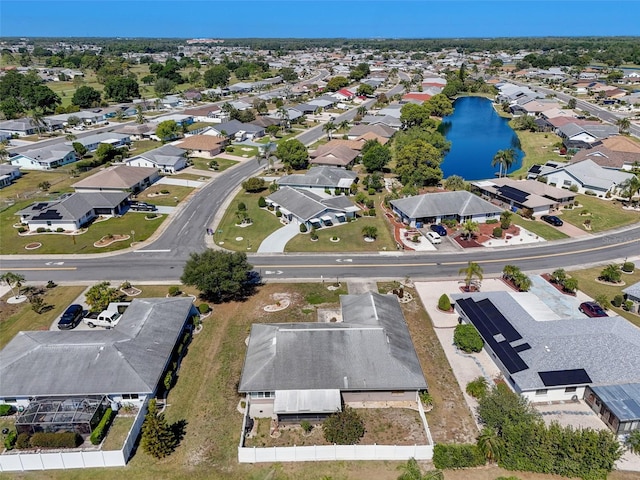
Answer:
250, 392, 274, 399
563, 180, 572, 187
122, 394, 139, 400
2, 398, 17, 403
565, 387, 577, 393
535, 389, 548, 396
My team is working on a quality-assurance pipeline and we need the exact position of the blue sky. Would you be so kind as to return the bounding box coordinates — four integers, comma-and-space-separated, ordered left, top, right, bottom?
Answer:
2, 1, 639, 38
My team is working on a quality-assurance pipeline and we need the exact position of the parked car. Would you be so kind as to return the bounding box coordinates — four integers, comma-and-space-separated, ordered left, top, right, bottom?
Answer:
57, 304, 84, 330
426, 231, 442, 244
430, 224, 447, 236
541, 215, 563, 227
579, 301, 608, 318
130, 202, 157, 212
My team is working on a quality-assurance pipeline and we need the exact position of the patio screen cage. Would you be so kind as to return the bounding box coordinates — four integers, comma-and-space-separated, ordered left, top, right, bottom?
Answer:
15, 395, 108, 435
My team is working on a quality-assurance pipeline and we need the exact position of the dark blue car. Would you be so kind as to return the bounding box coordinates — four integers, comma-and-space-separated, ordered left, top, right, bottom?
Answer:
430, 224, 447, 236
57, 304, 84, 330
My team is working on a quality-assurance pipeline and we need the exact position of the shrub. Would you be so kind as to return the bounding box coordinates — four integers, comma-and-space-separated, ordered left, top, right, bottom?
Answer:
419, 391, 433, 407
453, 324, 484, 353
0, 404, 14, 416
164, 371, 174, 391
368, 208, 376, 217
90, 408, 115, 445
46, 280, 57, 289
36, 227, 46, 233
365, 198, 374, 209
209, 160, 219, 169
569, 184, 579, 192
600, 264, 622, 283
299, 223, 307, 233
4, 430, 17, 450
325, 188, 331, 195
612, 295, 624, 308
17, 226, 27, 233
145, 213, 157, 219
30, 432, 82, 448
168, 286, 181, 297
16, 433, 30, 449
242, 177, 266, 192
198, 303, 210, 314
323, 407, 365, 445
275, 210, 282, 217
311, 233, 318, 240
433, 443, 486, 469
258, 196, 267, 208
466, 376, 488, 399
225, 146, 234, 152
622, 261, 635, 273
624, 300, 634, 311
585, 190, 597, 196
492, 227, 503, 238
438, 294, 452, 311
56, 227, 64, 232
160, 189, 170, 194
301, 420, 313, 433
486, 218, 499, 224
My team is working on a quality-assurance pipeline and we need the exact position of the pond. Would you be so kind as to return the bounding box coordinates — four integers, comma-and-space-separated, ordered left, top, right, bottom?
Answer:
439, 96, 523, 180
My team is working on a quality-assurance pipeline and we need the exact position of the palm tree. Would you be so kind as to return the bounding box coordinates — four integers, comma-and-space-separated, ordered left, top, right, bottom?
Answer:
323, 121, 336, 140
136, 108, 146, 125
620, 175, 640, 202
491, 148, 516, 178
462, 220, 479, 239
616, 117, 631, 135
477, 426, 504, 463
500, 210, 513, 229
600, 264, 622, 283
459, 261, 483, 291
0, 272, 25, 299
30, 108, 46, 138
356, 106, 367, 117
65, 133, 76, 142
397, 458, 443, 480
0, 144, 9, 163
338, 119, 350, 132
502, 264, 520, 281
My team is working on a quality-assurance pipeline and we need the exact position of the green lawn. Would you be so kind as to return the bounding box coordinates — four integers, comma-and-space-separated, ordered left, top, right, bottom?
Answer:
191, 156, 238, 172
130, 139, 162, 155
137, 185, 194, 206
169, 172, 207, 181
101, 415, 135, 451
213, 191, 283, 252
558, 195, 640, 232
285, 216, 396, 252
186, 121, 213, 132
0, 202, 166, 254
511, 214, 568, 241
226, 145, 258, 158
0, 285, 86, 349
510, 130, 563, 178
567, 265, 640, 328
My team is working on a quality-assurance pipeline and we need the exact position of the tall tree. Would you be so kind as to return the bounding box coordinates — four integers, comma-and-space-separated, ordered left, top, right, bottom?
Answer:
0, 272, 25, 299
362, 143, 391, 173
620, 175, 640, 202
616, 117, 631, 135
140, 399, 177, 459
275, 138, 308, 170
71, 85, 101, 108
322, 121, 336, 140
85, 281, 124, 312
491, 148, 516, 178
476, 426, 505, 463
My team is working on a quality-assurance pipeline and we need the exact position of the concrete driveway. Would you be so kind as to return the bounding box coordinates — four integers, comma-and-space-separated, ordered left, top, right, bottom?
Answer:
257, 222, 300, 253
156, 177, 204, 188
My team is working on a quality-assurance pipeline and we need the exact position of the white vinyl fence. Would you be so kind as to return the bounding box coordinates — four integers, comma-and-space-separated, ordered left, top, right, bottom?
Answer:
0, 400, 148, 472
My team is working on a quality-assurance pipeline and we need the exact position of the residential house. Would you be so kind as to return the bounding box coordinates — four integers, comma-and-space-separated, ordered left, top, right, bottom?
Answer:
309, 143, 360, 168
16, 192, 129, 231
182, 90, 202, 102
10, 145, 76, 170
113, 123, 156, 141
402, 92, 432, 103
347, 123, 396, 140
529, 159, 636, 197
266, 187, 360, 229
557, 123, 619, 150
161, 95, 182, 108
204, 119, 264, 141
183, 105, 229, 123
72, 165, 159, 193
391, 191, 504, 227
622, 281, 640, 314
151, 113, 194, 127
471, 178, 576, 216
66, 132, 131, 152
332, 88, 355, 101
277, 166, 358, 194
451, 291, 640, 404
239, 292, 427, 420
361, 114, 402, 129
175, 135, 228, 158
585, 384, 640, 435
0, 164, 22, 189
570, 145, 640, 171
126, 144, 188, 174
0, 118, 38, 137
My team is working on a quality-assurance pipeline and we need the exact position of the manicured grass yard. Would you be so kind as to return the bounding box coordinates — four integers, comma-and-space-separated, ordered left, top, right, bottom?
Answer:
510, 214, 568, 241
190, 156, 238, 172
558, 195, 640, 232
225, 145, 258, 158
101, 415, 135, 451
510, 129, 563, 178
214, 191, 283, 252
0, 201, 166, 254
0, 285, 86, 349
129, 139, 162, 155
285, 215, 396, 252
138, 185, 194, 206
567, 265, 640, 328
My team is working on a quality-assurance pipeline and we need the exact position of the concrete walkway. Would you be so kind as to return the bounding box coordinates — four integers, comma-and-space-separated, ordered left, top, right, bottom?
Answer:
156, 177, 204, 188
347, 280, 379, 294
257, 222, 300, 253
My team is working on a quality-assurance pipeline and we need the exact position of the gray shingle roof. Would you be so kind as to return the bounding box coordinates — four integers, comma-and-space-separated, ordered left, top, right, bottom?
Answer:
17, 192, 128, 222
451, 291, 640, 391
277, 166, 357, 189
139, 144, 186, 167
17, 145, 74, 164
238, 293, 427, 393
268, 187, 358, 221
622, 281, 640, 301
391, 191, 503, 219
0, 298, 195, 397
547, 159, 635, 190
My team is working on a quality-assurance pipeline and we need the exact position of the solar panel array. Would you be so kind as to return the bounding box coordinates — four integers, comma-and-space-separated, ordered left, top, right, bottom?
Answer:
33, 209, 63, 220
539, 369, 592, 387
497, 185, 530, 205
456, 297, 528, 374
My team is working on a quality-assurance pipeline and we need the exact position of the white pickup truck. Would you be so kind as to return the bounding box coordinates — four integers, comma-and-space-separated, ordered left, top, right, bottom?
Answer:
83, 302, 129, 329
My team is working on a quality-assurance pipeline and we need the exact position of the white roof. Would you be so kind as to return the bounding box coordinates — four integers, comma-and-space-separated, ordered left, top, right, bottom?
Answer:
274, 389, 341, 414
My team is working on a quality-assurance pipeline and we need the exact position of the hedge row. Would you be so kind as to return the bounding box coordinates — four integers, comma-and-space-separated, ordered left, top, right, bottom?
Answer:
29, 432, 83, 448
90, 408, 115, 445
0, 404, 14, 416
433, 443, 485, 469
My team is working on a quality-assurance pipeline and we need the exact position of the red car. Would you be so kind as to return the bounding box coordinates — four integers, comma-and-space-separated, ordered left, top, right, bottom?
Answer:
579, 302, 608, 318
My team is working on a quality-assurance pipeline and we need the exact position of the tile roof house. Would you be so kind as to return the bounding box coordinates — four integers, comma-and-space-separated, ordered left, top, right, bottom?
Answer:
347, 123, 396, 140
391, 191, 504, 227
72, 165, 159, 193
16, 192, 129, 231
452, 291, 640, 404
600, 135, 640, 154
175, 135, 228, 158
10, 145, 76, 171
238, 292, 427, 420
266, 187, 360, 229
277, 166, 358, 193
569, 145, 640, 171
125, 144, 188, 174
402, 92, 432, 103
309, 143, 360, 168
183, 105, 229, 123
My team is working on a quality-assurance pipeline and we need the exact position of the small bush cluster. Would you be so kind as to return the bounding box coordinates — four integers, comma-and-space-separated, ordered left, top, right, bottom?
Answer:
466, 376, 489, 399
16, 433, 30, 449
433, 443, 485, 469
493, 227, 503, 238
0, 404, 15, 416
622, 261, 635, 273
299, 224, 308, 233
198, 303, 211, 314
485, 218, 499, 224
453, 324, 484, 353
168, 286, 181, 297
29, 432, 83, 448
612, 295, 624, 308
322, 407, 365, 445
90, 408, 115, 445
4, 430, 17, 450
258, 196, 267, 208
36, 227, 46, 233
438, 294, 451, 311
